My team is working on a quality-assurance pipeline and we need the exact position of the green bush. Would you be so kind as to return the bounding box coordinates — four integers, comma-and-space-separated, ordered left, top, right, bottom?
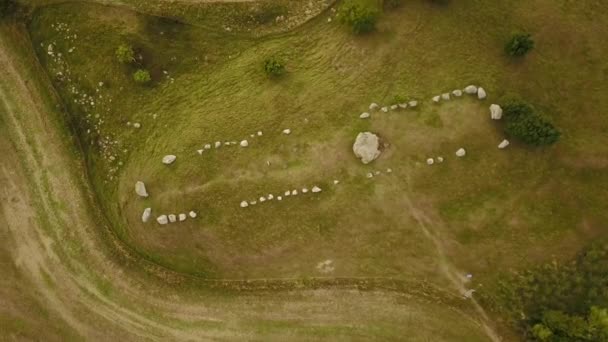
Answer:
263, 57, 285, 77
502, 99, 560, 146
337, 0, 380, 34
505, 33, 535, 57
133, 69, 151, 84
116, 44, 135, 64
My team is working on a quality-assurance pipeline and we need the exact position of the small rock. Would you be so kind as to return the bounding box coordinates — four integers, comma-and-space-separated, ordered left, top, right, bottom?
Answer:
267, 194, 274, 200
142, 208, 152, 223
277, 196, 283, 201
490, 104, 503, 120
456, 148, 466, 157
386, 168, 392, 173
498, 139, 510, 149
366, 172, 374, 178
433, 96, 441, 103
302, 188, 309, 193
240, 140, 249, 147
359, 112, 370, 119
291, 190, 298, 196
168, 214, 177, 223
179, 213, 187, 222
240, 201, 249, 208
250, 201, 257, 205
312, 186, 322, 193
398, 103, 408, 109
441, 93, 451, 101
464, 85, 478, 94
257, 131, 263, 136
204, 144, 211, 149
135, 181, 148, 197
333, 180, 340, 184
282, 129, 291, 135
427, 158, 435, 165
189, 211, 197, 218
157, 215, 168, 225
369, 103, 379, 111
478, 87, 487, 99
133, 122, 141, 129
390, 104, 398, 110
162, 155, 177, 165
452, 89, 463, 97
374, 170, 381, 175
259, 196, 266, 202
285, 191, 291, 196
381, 107, 389, 113
215, 141, 221, 148
437, 156, 444, 163
197, 149, 204, 155
408, 101, 418, 107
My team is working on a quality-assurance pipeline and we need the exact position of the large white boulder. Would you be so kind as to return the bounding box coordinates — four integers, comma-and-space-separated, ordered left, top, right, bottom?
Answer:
157, 215, 168, 225
142, 208, 152, 223
353, 132, 381, 164
135, 181, 148, 197
490, 104, 503, 120
456, 148, 467, 157
162, 155, 177, 165
498, 139, 510, 149
477, 87, 487, 99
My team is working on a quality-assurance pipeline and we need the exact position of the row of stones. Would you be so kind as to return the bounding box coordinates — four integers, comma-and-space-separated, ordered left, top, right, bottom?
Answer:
239, 186, 323, 208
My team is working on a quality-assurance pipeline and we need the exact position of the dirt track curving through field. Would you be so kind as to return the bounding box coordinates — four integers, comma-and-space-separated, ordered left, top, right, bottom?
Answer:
0, 1, 501, 339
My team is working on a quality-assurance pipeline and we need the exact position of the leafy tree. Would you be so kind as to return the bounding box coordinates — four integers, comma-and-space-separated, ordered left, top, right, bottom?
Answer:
263, 57, 285, 77
133, 69, 151, 84
505, 33, 535, 57
502, 99, 560, 146
116, 44, 135, 64
337, 0, 380, 34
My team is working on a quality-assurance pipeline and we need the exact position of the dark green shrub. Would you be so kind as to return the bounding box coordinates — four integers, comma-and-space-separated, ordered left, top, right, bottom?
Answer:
116, 44, 135, 64
505, 33, 535, 57
133, 69, 151, 84
502, 99, 560, 146
263, 57, 285, 77
337, 0, 380, 34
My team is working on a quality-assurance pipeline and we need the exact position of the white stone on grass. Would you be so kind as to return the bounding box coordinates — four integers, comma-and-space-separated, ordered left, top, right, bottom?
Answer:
477, 87, 487, 99
452, 89, 463, 97
369, 103, 379, 111
240, 140, 249, 147
464, 85, 478, 94
398, 103, 408, 109
366, 172, 374, 178
179, 213, 187, 222
204, 144, 211, 149
427, 158, 435, 165
441, 93, 451, 101
432, 96, 441, 103
302, 188, 309, 193
490, 104, 503, 120
133, 122, 141, 128
291, 190, 298, 196
333, 180, 340, 184
257, 131, 263, 136
390, 104, 398, 110
381, 106, 389, 113
359, 112, 370, 119
162, 155, 177, 165
259, 196, 266, 202
250, 201, 257, 205
408, 101, 418, 107
157, 215, 168, 225
267, 194, 274, 200
168, 214, 177, 223
135, 181, 148, 197
456, 148, 467, 157
437, 156, 444, 163
282, 129, 291, 135
142, 208, 151, 223
285, 191, 291, 196
197, 149, 204, 155
215, 141, 221, 148
240, 201, 249, 208
277, 196, 282, 201
353, 132, 381, 164
386, 168, 392, 173
189, 211, 197, 218
312, 186, 322, 193
498, 139, 510, 149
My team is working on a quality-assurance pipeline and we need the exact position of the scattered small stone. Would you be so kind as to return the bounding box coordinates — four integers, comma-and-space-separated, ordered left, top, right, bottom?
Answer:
490, 104, 503, 120
285, 191, 291, 196
359, 112, 371, 119
386, 168, 392, 173
240, 201, 249, 208
157, 215, 168, 225
189, 211, 197, 218
257, 131, 263, 136
179, 213, 187, 222
282, 129, 291, 135
456, 148, 466, 157
464, 85, 478, 94
162, 155, 177, 165
142, 208, 151, 223
168, 214, 177, 223
204, 144, 211, 149
267, 194, 274, 200
240, 140, 249, 147
478, 87, 487, 100
374, 170, 381, 175
250, 201, 257, 205
427, 158, 435, 165
498, 139, 510, 149
135, 181, 148, 197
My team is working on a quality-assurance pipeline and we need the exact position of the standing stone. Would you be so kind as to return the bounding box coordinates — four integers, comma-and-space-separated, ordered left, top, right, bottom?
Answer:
381, 107, 389, 113
162, 155, 177, 165
408, 101, 418, 107
441, 93, 451, 101
452, 89, 463, 97
197, 149, 204, 155
257, 131, 263, 136
498, 139, 510, 149
398, 103, 408, 109
312, 186, 322, 193
142, 208, 152, 223
168, 214, 177, 223
189, 211, 197, 218
135, 181, 148, 197
360, 112, 370, 119
353, 132, 381, 164
157, 215, 168, 225
240, 140, 249, 147
433, 96, 441, 103
464, 85, 478, 94
291, 190, 298, 196
477, 87, 487, 99
302, 188, 309, 193
282, 129, 291, 135
390, 104, 398, 110
215, 141, 221, 148
369, 103, 379, 111
204, 144, 211, 149
240, 201, 249, 208
259, 196, 267, 202
490, 104, 503, 120
427, 158, 435, 165
285, 191, 291, 196
179, 213, 187, 222
456, 148, 466, 157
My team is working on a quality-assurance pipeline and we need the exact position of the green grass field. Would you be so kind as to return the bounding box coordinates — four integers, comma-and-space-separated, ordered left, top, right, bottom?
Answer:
2, 0, 606, 339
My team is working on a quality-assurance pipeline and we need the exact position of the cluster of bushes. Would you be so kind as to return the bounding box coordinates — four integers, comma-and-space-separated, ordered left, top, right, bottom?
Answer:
485, 240, 608, 341
337, 0, 381, 34
501, 99, 560, 146
115, 44, 151, 85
